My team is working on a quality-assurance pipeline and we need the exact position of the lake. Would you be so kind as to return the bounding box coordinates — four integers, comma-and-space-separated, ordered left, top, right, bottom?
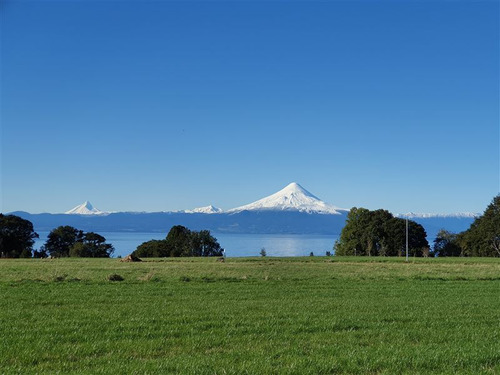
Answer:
34, 232, 338, 258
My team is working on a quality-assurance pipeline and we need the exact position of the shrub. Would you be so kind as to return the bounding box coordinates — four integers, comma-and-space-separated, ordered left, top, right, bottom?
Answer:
108, 274, 124, 282
54, 275, 67, 282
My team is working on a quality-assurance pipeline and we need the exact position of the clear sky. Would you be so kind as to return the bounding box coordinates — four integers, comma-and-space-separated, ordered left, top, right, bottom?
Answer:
1, 1, 498, 214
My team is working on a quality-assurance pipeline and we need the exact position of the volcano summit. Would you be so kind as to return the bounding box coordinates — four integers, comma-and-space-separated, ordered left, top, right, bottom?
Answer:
228, 182, 346, 214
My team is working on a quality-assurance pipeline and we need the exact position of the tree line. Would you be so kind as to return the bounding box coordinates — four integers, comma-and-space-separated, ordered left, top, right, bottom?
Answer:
0, 215, 115, 258
132, 225, 223, 257
335, 195, 500, 257
334, 208, 429, 256
433, 195, 500, 257
0, 214, 222, 259
40, 226, 114, 258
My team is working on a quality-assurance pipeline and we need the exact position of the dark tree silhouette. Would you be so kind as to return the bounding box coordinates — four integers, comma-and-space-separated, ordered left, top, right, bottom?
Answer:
0, 214, 39, 258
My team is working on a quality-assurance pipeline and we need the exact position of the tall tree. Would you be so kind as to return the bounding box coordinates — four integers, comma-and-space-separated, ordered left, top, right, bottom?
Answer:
0, 214, 39, 258
382, 217, 406, 256
335, 208, 429, 257
165, 225, 192, 257
190, 230, 223, 257
69, 232, 114, 258
133, 226, 223, 257
43, 227, 113, 258
367, 209, 393, 256
334, 207, 371, 256
458, 195, 500, 257
433, 230, 462, 257
42, 226, 83, 257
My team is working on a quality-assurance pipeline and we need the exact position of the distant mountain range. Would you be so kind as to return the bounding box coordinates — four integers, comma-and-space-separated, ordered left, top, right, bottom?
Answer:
396, 212, 478, 219
9, 182, 477, 238
182, 205, 224, 214
61, 183, 347, 216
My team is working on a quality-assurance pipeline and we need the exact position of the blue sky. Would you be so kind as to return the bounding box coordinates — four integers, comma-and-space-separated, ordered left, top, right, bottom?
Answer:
1, 1, 498, 214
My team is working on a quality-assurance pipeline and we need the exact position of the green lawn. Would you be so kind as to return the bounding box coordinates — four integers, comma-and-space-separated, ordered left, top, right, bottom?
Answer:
1, 257, 499, 374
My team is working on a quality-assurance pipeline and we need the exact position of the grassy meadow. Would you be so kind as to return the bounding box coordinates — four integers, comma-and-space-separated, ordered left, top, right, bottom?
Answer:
1, 256, 499, 374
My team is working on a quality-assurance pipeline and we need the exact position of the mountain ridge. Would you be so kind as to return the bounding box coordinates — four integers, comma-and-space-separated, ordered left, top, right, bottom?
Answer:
396, 212, 479, 219
184, 205, 223, 214
36, 183, 480, 220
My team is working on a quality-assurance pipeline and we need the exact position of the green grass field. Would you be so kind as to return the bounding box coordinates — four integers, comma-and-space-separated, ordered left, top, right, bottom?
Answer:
1, 257, 499, 374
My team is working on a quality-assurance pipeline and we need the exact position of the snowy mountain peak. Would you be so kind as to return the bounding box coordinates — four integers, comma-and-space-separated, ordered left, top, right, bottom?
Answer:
83, 201, 93, 209
65, 201, 108, 215
228, 182, 346, 215
286, 182, 302, 189
281, 182, 320, 199
397, 212, 479, 219
185, 205, 223, 214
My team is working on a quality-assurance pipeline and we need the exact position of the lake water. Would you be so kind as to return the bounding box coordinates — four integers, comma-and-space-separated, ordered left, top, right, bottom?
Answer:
34, 232, 338, 258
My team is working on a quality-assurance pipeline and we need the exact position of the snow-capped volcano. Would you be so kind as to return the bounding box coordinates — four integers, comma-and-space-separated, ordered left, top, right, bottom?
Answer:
185, 205, 223, 214
228, 182, 347, 215
65, 201, 107, 215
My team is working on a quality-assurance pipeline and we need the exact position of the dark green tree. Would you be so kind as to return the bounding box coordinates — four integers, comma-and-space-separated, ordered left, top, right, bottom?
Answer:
366, 209, 393, 256
133, 226, 223, 258
43, 226, 113, 258
382, 217, 406, 256
133, 240, 171, 257
190, 230, 223, 257
69, 242, 90, 257
406, 219, 429, 257
83, 232, 114, 257
165, 225, 192, 257
42, 226, 83, 257
33, 248, 48, 258
458, 195, 500, 257
334, 208, 429, 257
0, 214, 39, 258
334, 207, 372, 256
433, 230, 463, 257
69, 232, 114, 258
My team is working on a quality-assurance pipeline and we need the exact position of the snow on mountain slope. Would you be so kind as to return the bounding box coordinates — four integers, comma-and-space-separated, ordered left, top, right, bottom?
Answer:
185, 205, 224, 214
65, 201, 108, 215
396, 212, 479, 219
228, 182, 347, 215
